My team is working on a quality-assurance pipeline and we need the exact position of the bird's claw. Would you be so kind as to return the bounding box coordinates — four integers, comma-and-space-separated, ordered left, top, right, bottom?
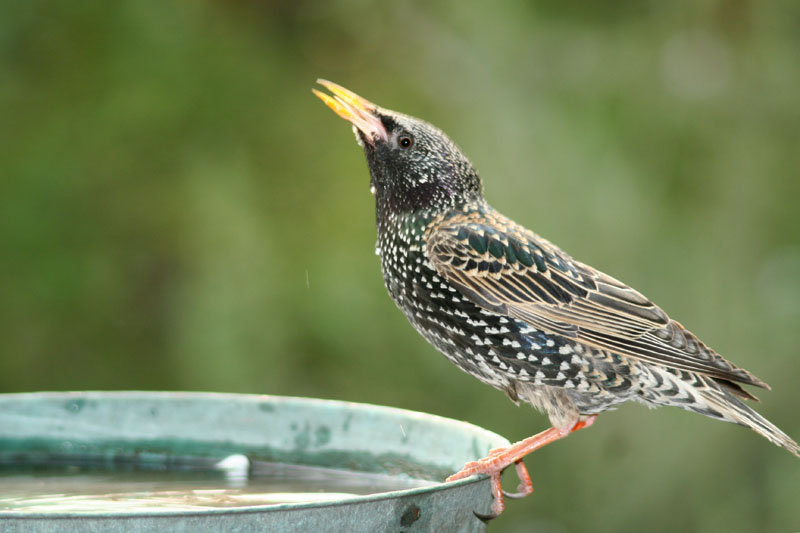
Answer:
502, 487, 530, 499
473, 509, 499, 522
449, 458, 534, 520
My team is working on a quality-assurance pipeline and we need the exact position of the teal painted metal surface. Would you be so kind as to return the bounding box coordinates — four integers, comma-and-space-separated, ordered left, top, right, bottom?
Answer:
0, 392, 509, 532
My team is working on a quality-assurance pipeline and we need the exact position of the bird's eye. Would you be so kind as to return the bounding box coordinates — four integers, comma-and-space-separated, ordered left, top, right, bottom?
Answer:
398, 135, 413, 149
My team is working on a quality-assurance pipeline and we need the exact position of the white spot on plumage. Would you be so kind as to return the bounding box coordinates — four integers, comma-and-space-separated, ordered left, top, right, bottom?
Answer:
501, 338, 521, 348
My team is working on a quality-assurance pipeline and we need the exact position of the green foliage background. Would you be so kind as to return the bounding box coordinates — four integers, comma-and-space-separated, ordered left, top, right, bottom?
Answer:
2, 2, 799, 531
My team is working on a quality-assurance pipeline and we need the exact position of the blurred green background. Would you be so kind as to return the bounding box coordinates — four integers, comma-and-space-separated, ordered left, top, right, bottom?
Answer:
2, 1, 799, 531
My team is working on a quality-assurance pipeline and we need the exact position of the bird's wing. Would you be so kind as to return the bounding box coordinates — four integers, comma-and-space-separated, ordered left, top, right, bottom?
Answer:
427, 211, 767, 388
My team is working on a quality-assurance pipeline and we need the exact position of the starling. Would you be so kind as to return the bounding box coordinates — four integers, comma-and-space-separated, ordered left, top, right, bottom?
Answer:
313, 80, 800, 518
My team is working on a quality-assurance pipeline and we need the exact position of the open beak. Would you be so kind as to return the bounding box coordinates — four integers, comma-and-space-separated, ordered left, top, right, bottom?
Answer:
313, 80, 388, 146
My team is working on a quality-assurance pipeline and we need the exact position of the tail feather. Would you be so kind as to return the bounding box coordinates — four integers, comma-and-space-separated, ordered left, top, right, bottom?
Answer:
703, 379, 800, 458
716, 378, 761, 402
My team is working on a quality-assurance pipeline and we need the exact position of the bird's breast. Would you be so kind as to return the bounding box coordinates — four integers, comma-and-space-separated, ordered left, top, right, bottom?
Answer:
377, 213, 561, 390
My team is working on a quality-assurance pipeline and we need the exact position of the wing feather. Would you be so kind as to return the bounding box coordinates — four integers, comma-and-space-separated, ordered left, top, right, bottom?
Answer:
427, 210, 768, 389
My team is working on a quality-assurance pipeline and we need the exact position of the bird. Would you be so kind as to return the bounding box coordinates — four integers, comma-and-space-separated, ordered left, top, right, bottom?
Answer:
312, 79, 800, 518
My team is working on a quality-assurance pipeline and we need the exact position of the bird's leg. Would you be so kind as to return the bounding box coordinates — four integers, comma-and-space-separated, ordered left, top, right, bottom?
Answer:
447, 415, 596, 483
447, 415, 597, 519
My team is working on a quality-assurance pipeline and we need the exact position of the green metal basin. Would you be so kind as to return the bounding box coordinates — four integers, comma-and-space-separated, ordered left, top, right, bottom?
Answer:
0, 391, 508, 532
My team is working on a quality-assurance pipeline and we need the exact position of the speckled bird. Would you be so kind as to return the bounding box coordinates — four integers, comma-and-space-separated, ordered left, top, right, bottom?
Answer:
313, 80, 800, 518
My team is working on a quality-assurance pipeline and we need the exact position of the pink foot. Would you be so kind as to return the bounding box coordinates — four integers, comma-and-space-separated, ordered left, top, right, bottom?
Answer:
446, 416, 597, 519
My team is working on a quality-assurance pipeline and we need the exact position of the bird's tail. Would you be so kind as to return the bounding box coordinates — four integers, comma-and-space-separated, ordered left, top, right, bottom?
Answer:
701, 380, 800, 458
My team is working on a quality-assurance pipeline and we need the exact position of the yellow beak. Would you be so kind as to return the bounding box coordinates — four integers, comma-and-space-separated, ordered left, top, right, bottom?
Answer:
313, 79, 388, 145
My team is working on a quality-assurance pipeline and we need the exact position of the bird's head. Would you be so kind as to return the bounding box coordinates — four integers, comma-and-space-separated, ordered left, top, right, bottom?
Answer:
314, 80, 483, 216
